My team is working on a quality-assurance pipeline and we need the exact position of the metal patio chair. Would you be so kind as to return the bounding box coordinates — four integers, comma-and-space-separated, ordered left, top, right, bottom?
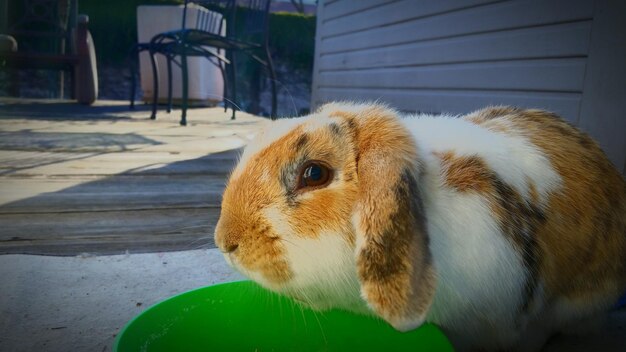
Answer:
130, 0, 277, 126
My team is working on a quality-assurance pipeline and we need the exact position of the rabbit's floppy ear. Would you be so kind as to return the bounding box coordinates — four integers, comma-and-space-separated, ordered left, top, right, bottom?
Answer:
325, 103, 437, 331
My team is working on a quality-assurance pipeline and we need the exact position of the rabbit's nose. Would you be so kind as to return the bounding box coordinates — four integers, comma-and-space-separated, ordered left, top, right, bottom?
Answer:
224, 243, 239, 253
215, 228, 240, 253
214, 216, 241, 253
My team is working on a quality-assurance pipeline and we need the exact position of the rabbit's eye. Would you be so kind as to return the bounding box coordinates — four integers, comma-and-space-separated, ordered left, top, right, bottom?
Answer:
297, 161, 333, 191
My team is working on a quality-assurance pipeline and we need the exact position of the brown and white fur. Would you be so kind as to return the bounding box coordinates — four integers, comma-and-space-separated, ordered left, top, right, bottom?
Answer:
214, 102, 626, 351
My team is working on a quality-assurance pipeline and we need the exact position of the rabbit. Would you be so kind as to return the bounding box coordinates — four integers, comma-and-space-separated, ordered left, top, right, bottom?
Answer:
214, 102, 626, 351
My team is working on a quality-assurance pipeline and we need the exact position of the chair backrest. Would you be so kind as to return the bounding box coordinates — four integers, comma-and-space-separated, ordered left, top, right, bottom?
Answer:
185, 0, 272, 44
183, 0, 234, 35
2, 0, 77, 54
235, 0, 272, 40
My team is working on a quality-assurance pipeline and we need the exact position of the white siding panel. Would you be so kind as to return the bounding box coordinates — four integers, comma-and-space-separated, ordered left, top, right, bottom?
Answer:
315, 88, 582, 123
319, 0, 593, 54
319, 21, 592, 71
321, 0, 498, 38
322, 0, 397, 22
313, 0, 593, 130
313, 0, 624, 175
317, 58, 587, 92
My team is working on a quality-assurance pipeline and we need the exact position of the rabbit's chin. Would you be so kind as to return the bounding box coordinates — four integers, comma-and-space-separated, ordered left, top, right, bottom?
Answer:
234, 261, 370, 316
278, 282, 373, 317
271, 234, 373, 316
230, 260, 370, 315
226, 233, 372, 316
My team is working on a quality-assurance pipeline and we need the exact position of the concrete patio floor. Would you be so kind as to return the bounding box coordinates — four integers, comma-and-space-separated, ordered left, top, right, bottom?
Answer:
1, 250, 244, 352
0, 99, 623, 352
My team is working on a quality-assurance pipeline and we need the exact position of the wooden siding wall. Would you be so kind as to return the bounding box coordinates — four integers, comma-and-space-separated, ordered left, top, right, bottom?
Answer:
311, 0, 626, 174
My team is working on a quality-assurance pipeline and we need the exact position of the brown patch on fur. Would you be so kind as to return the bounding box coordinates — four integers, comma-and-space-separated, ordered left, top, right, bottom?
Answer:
467, 106, 626, 312
436, 151, 494, 193
254, 126, 307, 168
435, 150, 545, 316
290, 184, 357, 241
468, 106, 522, 122
331, 113, 361, 165
527, 178, 540, 204
328, 122, 342, 137
467, 106, 520, 134
294, 134, 308, 151
331, 105, 436, 329
491, 177, 545, 316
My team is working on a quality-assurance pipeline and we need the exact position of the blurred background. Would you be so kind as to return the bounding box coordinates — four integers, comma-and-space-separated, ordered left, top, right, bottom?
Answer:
0, 0, 317, 117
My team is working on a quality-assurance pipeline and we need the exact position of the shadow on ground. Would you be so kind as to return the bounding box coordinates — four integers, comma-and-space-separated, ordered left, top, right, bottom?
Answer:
0, 130, 161, 152
0, 148, 242, 256
0, 100, 145, 121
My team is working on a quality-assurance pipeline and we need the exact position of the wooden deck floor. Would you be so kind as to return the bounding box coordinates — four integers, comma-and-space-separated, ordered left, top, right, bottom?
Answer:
0, 99, 265, 255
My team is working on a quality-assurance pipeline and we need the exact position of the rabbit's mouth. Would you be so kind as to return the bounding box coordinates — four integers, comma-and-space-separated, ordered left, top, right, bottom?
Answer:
221, 245, 294, 289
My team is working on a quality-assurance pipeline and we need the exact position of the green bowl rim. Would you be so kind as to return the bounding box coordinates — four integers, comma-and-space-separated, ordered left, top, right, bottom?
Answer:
113, 280, 454, 351
112, 280, 249, 351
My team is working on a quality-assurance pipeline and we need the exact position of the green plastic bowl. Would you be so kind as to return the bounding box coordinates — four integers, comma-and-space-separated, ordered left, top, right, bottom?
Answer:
114, 280, 454, 352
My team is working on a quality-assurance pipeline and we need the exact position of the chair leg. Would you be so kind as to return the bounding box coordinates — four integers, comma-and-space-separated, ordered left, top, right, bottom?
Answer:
265, 45, 278, 120
166, 56, 173, 114
149, 50, 159, 120
180, 52, 188, 126
129, 46, 137, 109
69, 66, 77, 100
220, 58, 228, 114
58, 70, 64, 99
130, 67, 136, 109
